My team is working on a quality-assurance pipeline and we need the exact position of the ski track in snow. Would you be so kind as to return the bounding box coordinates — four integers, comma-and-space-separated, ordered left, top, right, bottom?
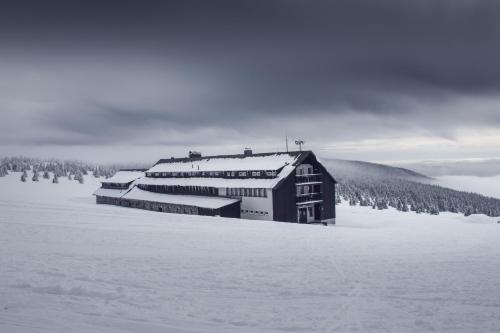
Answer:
1, 172, 500, 332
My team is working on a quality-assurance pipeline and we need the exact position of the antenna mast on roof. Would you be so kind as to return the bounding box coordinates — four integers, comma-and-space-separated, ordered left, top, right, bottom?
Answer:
295, 139, 305, 152
285, 134, 289, 152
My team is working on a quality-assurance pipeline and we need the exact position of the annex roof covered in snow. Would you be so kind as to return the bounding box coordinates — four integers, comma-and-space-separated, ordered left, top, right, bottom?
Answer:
101, 171, 144, 184
93, 187, 132, 198
122, 187, 240, 209
147, 152, 301, 173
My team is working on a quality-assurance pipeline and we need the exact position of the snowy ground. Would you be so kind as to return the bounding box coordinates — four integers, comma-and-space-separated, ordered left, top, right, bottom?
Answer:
433, 175, 500, 199
1, 173, 500, 332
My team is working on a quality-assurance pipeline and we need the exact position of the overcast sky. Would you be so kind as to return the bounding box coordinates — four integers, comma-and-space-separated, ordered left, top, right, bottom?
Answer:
1, 0, 500, 164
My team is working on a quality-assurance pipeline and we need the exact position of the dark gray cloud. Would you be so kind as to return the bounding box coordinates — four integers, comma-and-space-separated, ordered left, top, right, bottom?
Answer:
1, 0, 500, 161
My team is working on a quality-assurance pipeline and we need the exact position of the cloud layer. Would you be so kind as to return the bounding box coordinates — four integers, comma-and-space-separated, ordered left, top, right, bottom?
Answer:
1, 0, 500, 161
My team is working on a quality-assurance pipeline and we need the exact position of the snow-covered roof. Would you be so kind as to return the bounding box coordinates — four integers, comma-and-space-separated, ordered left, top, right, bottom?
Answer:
147, 153, 299, 173
93, 187, 131, 198
137, 165, 296, 189
101, 171, 144, 184
122, 187, 240, 209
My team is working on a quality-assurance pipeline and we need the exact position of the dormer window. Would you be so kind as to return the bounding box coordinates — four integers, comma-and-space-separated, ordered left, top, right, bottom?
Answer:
239, 171, 247, 177
252, 171, 261, 177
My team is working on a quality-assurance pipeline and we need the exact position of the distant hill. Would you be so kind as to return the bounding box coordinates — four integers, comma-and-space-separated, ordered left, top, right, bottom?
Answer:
321, 158, 500, 217
321, 158, 431, 181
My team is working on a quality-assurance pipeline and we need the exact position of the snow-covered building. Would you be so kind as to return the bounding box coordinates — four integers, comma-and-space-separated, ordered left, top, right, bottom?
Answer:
93, 150, 337, 223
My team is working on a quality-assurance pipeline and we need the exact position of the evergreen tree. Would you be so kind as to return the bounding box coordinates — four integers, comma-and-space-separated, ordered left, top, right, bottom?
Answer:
32, 170, 39, 182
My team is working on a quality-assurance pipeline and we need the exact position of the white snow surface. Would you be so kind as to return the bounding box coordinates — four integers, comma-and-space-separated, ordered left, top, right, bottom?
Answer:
147, 154, 299, 173
122, 186, 240, 209
1, 172, 500, 332
101, 171, 144, 184
433, 175, 500, 199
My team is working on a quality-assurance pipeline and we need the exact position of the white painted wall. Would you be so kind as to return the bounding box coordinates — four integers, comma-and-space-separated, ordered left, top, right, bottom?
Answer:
217, 187, 274, 221
240, 188, 274, 221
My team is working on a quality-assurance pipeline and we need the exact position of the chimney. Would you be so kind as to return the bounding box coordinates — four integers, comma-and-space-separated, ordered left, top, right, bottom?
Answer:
244, 148, 252, 157
189, 151, 202, 158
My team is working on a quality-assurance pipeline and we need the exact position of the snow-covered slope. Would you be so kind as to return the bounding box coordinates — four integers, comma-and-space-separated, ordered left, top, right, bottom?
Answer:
323, 158, 430, 181
1, 173, 500, 332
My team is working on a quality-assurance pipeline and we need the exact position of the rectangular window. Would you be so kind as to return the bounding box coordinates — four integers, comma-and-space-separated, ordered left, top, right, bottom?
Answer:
239, 171, 247, 177
252, 171, 261, 177
304, 186, 310, 194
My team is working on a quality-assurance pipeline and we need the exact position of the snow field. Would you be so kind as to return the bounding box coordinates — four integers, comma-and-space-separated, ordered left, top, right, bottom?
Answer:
1, 172, 500, 332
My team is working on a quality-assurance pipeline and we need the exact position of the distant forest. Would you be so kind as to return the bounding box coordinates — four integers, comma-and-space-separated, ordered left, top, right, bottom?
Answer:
0, 156, 123, 182
324, 159, 500, 217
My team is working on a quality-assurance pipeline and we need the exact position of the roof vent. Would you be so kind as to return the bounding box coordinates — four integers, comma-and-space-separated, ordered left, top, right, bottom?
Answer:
189, 151, 202, 158
244, 148, 253, 156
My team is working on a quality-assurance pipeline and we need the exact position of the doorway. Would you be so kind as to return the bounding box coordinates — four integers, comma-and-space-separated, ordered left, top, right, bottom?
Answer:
298, 208, 308, 223
314, 204, 322, 221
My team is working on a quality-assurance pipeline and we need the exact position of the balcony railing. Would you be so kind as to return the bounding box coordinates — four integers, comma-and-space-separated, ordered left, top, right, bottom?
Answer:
296, 192, 323, 203
295, 174, 322, 184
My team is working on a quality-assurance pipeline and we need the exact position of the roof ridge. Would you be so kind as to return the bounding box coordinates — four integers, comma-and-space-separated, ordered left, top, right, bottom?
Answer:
155, 150, 310, 165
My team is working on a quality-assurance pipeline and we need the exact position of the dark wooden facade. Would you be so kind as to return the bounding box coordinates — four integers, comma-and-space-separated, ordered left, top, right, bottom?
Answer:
272, 151, 336, 223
